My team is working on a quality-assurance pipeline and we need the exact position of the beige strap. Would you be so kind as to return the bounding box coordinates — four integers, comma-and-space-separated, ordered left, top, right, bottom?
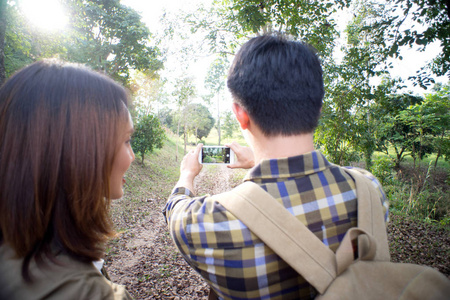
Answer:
212, 168, 389, 293
335, 227, 377, 275
343, 168, 390, 261
213, 182, 336, 294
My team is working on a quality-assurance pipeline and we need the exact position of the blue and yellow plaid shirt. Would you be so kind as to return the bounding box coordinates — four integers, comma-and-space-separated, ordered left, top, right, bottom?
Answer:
164, 151, 388, 300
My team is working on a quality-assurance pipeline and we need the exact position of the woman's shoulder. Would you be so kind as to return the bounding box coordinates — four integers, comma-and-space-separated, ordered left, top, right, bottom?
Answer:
0, 243, 133, 300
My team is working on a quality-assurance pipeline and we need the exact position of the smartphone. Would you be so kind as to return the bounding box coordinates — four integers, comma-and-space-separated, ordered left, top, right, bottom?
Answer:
199, 146, 235, 165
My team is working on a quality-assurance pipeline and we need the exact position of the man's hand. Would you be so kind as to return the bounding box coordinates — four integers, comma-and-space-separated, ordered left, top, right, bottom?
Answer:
175, 143, 203, 192
226, 142, 255, 169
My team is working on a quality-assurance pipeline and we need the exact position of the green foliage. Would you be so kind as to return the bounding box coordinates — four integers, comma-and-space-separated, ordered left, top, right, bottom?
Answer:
315, 0, 387, 167
2, 0, 163, 86
386, 179, 449, 223
131, 114, 166, 164
372, 0, 450, 87
424, 84, 450, 166
383, 162, 449, 223
315, 94, 361, 165
158, 107, 176, 132
221, 111, 239, 139
2, 2, 67, 81
372, 90, 425, 168
187, 0, 349, 59
184, 103, 215, 141
171, 76, 197, 154
3, 3, 32, 79
372, 156, 395, 186
205, 56, 227, 94
64, 0, 163, 86
204, 56, 229, 145
226, 0, 347, 56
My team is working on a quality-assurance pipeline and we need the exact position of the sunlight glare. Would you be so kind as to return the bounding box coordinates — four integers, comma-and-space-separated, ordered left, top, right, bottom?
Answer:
21, 0, 68, 32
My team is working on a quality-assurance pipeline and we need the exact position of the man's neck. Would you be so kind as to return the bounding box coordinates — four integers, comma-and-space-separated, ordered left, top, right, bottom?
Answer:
249, 131, 315, 164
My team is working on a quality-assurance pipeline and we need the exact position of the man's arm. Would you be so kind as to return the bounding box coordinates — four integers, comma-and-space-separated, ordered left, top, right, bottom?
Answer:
173, 143, 203, 192
225, 141, 255, 169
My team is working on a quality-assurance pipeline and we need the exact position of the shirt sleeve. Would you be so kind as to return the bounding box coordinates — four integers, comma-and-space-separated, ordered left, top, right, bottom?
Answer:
162, 186, 214, 258
162, 186, 196, 223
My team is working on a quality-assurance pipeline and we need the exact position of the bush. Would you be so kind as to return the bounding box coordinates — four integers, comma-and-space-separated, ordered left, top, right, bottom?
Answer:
132, 114, 166, 164
372, 156, 395, 186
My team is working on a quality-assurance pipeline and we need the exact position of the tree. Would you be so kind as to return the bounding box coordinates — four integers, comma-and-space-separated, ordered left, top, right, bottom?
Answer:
158, 107, 176, 133
372, 91, 423, 169
0, 0, 7, 84
398, 83, 450, 168
222, 111, 240, 139
172, 76, 196, 158
315, 0, 385, 166
184, 103, 215, 142
426, 83, 450, 167
131, 114, 166, 164
372, 0, 450, 88
205, 56, 228, 145
1, 1, 67, 82
398, 99, 435, 168
129, 71, 166, 118
64, 0, 163, 86
189, 0, 349, 58
0, 0, 163, 87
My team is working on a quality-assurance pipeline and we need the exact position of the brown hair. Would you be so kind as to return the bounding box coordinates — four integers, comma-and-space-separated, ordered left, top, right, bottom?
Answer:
0, 60, 130, 280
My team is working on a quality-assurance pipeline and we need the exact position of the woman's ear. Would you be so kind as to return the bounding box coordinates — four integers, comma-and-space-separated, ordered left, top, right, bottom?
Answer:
232, 103, 250, 130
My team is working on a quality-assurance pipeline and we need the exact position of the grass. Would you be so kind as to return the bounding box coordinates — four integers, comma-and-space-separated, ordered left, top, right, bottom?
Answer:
372, 149, 450, 170
129, 131, 449, 229
370, 151, 450, 228
106, 131, 449, 293
201, 127, 248, 147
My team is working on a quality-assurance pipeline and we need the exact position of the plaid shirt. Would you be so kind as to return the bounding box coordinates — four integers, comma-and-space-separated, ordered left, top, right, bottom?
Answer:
164, 151, 388, 300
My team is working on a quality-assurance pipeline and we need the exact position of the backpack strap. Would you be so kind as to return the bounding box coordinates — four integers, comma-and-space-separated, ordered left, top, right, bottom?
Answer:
213, 181, 336, 294
212, 168, 389, 293
342, 168, 390, 262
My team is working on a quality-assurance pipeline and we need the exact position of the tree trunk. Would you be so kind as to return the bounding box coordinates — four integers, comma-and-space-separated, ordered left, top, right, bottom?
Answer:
183, 113, 187, 155
217, 93, 221, 145
176, 119, 180, 162
434, 129, 445, 168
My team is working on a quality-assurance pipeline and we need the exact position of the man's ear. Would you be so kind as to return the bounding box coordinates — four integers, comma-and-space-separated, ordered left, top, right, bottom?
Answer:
232, 102, 250, 130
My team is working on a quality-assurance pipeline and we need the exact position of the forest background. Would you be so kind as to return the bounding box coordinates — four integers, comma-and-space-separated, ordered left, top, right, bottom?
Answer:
1, 0, 449, 228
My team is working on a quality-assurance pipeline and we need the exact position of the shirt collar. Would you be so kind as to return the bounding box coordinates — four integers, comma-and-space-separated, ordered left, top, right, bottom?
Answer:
244, 151, 333, 181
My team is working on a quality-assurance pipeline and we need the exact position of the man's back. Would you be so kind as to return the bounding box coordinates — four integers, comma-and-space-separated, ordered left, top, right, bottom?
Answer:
164, 151, 388, 299
165, 34, 389, 300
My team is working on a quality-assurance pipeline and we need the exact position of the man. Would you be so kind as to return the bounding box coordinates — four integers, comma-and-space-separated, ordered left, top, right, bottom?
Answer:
163, 34, 388, 300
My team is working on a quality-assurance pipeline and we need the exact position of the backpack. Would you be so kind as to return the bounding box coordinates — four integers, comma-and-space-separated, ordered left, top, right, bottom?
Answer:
213, 168, 450, 300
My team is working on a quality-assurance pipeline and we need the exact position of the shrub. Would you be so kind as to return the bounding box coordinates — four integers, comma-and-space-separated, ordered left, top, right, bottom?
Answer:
372, 156, 395, 186
132, 114, 166, 164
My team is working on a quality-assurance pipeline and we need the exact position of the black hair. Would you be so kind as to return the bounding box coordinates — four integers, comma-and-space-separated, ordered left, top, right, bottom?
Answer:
227, 34, 324, 136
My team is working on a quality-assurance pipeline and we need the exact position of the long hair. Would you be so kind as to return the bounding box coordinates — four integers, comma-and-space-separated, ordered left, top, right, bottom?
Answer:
0, 60, 130, 280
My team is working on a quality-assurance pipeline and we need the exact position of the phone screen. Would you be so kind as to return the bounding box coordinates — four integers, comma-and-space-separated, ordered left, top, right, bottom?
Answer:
201, 147, 231, 164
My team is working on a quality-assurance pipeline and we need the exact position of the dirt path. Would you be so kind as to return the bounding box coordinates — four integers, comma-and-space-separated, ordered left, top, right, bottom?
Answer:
106, 165, 241, 299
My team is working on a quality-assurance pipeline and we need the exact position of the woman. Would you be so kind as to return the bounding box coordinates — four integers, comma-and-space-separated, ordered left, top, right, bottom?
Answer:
0, 60, 135, 299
